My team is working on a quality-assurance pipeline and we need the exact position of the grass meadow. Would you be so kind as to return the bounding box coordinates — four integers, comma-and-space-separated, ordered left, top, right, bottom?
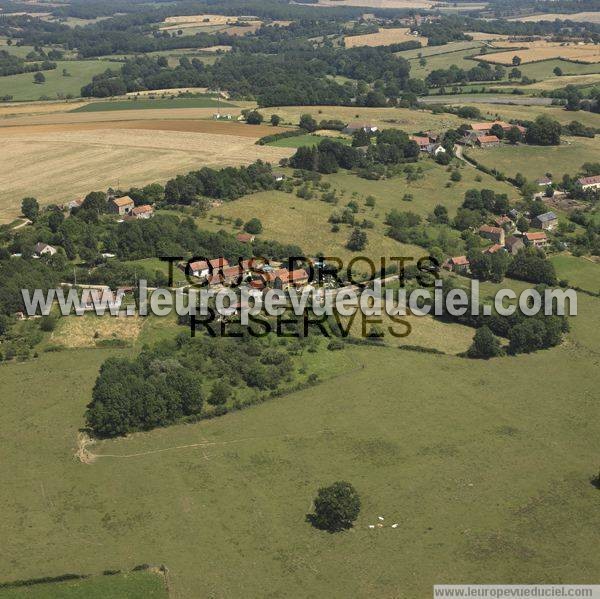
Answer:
468, 136, 600, 181
0, 571, 166, 598
0, 288, 598, 597
550, 254, 600, 293
0, 60, 114, 101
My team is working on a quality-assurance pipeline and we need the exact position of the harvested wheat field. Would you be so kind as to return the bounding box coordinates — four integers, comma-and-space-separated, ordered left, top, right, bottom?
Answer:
345, 27, 427, 48
508, 12, 600, 24
51, 314, 144, 348
0, 117, 293, 222
521, 73, 600, 90
476, 40, 600, 65
160, 14, 260, 31
317, 0, 436, 8
0, 100, 87, 119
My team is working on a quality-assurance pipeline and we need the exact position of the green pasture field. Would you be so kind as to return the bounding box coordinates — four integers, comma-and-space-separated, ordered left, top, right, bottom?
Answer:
199, 160, 515, 266
266, 134, 351, 148
72, 96, 235, 112
0, 571, 166, 598
396, 40, 484, 61
0, 60, 114, 101
518, 59, 600, 80
453, 102, 600, 129
467, 136, 600, 181
0, 287, 598, 597
550, 254, 600, 293
408, 47, 485, 79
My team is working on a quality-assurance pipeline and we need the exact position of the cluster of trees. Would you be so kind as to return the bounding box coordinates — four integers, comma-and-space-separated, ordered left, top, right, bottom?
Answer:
453, 188, 510, 232
86, 332, 296, 436
436, 278, 569, 355
164, 161, 277, 204
289, 130, 419, 175
0, 50, 55, 77
426, 62, 506, 87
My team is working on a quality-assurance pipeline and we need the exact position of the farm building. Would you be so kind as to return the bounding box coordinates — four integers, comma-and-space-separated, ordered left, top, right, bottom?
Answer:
410, 135, 431, 151
531, 211, 558, 230
483, 244, 505, 255
109, 196, 134, 215
342, 122, 378, 135
494, 215, 513, 228
536, 176, 552, 187
443, 256, 470, 274
475, 135, 500, 148
131, 204, 154, 219
505, 236, 525, 255
479, 225, 505, 245
236, 232, 255, 243
523, 231, 548, 248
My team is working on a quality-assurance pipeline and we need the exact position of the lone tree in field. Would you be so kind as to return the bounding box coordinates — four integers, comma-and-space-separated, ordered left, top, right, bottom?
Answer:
309, 481, 361, 532
346, 228, 367, 251
270, 114, 281, 127
246, 110, 263, 125
21, 197, 39, 221
243, 217, 263, 234
33, 71, 45, 84
467, 326, 503, 359
512, 55, 521, 66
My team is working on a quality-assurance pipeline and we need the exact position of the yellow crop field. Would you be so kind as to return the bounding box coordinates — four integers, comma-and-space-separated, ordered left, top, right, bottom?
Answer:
0, 114, 293, 222
521, 73, 600, 90
345, 27, 427, 48
476, 40, 600, 65
160, 14, 260, 31
51, 314, 145, 348
508, 12, 600, 24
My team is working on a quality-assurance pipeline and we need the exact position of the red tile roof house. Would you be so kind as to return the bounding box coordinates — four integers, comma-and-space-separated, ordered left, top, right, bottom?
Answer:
577, 175, 600, 191
183, 258, 230, 278
443, 256, 470, 274
109, 195, 134, 215
475, 135, 500, 148
479, 225, 505, 246
483, 243, 505, 255
131, 204, 154, 219
523, 231, 548, 248
494, 215, 513, 228
236, 232, 255, 243
409, 135, 431, 151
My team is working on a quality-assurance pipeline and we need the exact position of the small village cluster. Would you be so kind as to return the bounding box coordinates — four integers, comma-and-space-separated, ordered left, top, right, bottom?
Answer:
443, 209, 557, 274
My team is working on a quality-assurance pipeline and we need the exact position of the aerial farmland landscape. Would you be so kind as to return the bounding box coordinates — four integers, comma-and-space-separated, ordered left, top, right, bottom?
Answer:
0, 0, 599, 598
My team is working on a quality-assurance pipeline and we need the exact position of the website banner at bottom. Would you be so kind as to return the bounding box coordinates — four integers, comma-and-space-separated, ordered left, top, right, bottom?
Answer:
434, 585, 600, 598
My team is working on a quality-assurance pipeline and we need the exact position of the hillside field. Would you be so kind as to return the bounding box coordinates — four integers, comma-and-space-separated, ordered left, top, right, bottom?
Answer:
467, 136, 600, 181
0, 287, 598, 597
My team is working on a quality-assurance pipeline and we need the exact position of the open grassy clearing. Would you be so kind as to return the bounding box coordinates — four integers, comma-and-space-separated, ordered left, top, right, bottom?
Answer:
0, 60, 115, 102
521, 72, 600, 91
0, 571, 166, 598
199, 160, 514, 265
50, 315, 145, 349
267, 105, 465, 131
72, 97, 235, 112
550, 254, 600, 293
266, 133, 351, 148
0, 288, 598, 597
468, 136, 600, 181
0, 119, 292, 221
453, 102, 600, 129
345, 28, 427, 48
518, 59, 600, 80
408, 47, 485, 79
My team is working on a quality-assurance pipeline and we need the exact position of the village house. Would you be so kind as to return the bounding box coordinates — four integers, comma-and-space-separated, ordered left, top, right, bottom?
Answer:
577, 174, 600, 191
479, 225, 505, 246
505, 236, 525, 255
443, 256, 470, 274
184, 257, 230, 278
531, 211, 558, 230
470, 121, 526, 136
523, 231, 548, 248
109, 195, 134, 215
483, 243, 505, 255
494, 215, 513, 229
475, 135, 500, 148
236, 232, 255, 243
409, 135, 431, 151
426, 143, 446, 156
66, 198, 84, 210
131, 204, 154, 219
536, 176, 552, 187
34, 242, 57, 257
